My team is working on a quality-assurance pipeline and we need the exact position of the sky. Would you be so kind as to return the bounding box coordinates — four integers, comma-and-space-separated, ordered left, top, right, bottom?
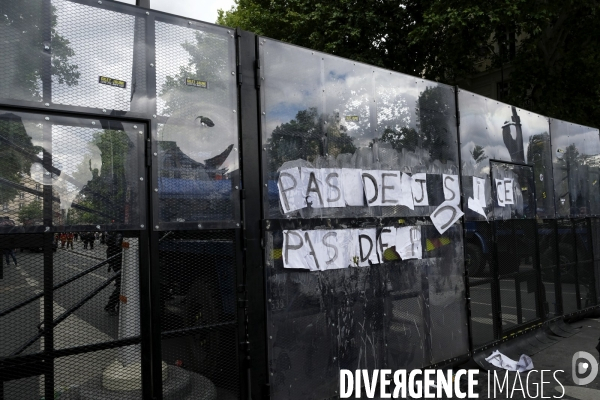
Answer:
116, 0, 237, 24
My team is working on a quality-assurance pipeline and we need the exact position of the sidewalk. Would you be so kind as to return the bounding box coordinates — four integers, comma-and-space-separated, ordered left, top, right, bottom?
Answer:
57, 239, 107, 261
474, 317, 600, 399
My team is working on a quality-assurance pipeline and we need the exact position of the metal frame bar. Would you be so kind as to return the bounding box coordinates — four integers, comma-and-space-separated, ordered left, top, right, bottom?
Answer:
238, 29, 268, 400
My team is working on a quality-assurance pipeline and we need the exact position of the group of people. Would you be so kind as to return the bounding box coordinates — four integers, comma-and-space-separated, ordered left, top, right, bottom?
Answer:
56, 232, 107, 250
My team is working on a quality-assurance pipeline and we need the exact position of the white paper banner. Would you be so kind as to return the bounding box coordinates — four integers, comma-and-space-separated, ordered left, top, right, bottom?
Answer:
411, 173, 429, 206
400, 173, 415, 210
472, 176, 486, 208
430, 201, 464, 234
377, 227, 397, 263
396, 226, 422, 260
278, 168, 304, 213
354, 228, 378, 266
300, 168, 325, 208
380, 171, 402, 206
342, 168, 364, 206
442, 174, 460, 205
321, 168, 345, 208
467, 196, 487, 220
362, 171, 382, 206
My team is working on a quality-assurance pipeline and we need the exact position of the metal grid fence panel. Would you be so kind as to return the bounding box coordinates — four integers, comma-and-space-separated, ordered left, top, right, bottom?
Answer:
154, 20, 240, 226
158, 230, 239, 399
50, 0, 136, 111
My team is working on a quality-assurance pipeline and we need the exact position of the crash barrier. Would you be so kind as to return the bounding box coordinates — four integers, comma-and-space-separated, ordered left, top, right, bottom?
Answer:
0, 1, 599, 399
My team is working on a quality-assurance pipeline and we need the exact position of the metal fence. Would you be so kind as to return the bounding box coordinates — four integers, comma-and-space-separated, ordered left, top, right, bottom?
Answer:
0, 1, 599, 400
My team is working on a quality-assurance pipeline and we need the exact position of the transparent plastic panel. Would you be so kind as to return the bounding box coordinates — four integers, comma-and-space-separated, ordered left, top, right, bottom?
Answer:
155, 21, 239, 224
459, 90, 554, 220
264, 223, 467, 400
50, 0, 136, 111
260, 39, 323, 218
261, 38, 459, 220
551, 118, 600, 218
0, 0, 46, 103
490, 162, 536, 220
0, 108, 143, 232
158, 230, 239, 398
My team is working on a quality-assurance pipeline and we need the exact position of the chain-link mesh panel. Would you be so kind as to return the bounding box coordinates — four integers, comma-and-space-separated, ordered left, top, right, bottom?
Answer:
158, 230, 239, 398
154, 20, 239, 226
557, 220, 579, 314
2, 376, 44, 400
574, 219, 597, 310
0, 235, 46, 358
551, 119, 600, 218
0, 109, 144, 232
52, 233, 140, 349
0, 0, 47, 104
539, 220, 560, 317
459, 90, 554, 219
50, 0, 136, 111
56, 345, 141, 398
591, 218, 600, 305
469, 282, 495, 347
162, 328, 239, 399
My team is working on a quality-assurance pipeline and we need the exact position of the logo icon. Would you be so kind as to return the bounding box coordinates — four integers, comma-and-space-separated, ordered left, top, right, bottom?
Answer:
572, 351, 598, 385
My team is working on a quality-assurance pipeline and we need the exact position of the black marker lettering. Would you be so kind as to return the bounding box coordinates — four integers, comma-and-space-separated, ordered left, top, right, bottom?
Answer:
323, 232, 338, 265
304, 231, 320, 270
432, 205, 458, 230
359, 234, 374, 263
496, 180, 504, 204
504, 179, 513, 203
444, 175, 456, 202
325, 172, 341, 203
306, 172, 324, 206
414, 179, 426, 203
284, 231, 303, 265
362, 173, 378, 204
278, 172, 297, 212
378, 228, 392, 262
381, 173, 399, 204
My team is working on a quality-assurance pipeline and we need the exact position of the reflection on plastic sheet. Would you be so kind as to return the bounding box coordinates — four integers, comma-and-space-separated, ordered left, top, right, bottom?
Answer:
459, 91, 555, 220
266, 225, 468, 400
261, 39, 459, 220
0, 109, 141, 230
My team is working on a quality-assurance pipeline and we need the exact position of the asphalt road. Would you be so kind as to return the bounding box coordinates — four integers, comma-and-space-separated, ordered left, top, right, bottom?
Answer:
0, 241, 128, 398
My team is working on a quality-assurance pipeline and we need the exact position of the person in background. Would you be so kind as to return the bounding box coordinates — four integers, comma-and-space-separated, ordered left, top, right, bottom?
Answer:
104, 231, 123, 316
59, 232, 67, 248
100, 232, 106, 245
88, 232, 95, 250
3, 247, 17, 267
66, 232, 74, 250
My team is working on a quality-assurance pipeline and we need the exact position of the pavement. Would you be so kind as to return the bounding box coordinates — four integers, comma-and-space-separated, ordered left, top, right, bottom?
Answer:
0, 240, 122, 399
472, 317, 600, 399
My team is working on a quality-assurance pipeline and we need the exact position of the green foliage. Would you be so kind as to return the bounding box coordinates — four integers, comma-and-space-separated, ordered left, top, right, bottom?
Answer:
0, 115, 41, 205
218, 0, 600, 128
266, 107, 356, 171
67, 129, 132, 225
17, 199, 42, 224
0, 0, 79, 101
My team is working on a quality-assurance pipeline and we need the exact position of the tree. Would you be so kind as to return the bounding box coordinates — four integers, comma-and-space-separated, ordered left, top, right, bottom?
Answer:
266, 107, 356, 172
17, 199, 42, 225
0, 113, 41, 206
470, 145, 487, 164
218, 0, 600, 129
0, 0, 79, 101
